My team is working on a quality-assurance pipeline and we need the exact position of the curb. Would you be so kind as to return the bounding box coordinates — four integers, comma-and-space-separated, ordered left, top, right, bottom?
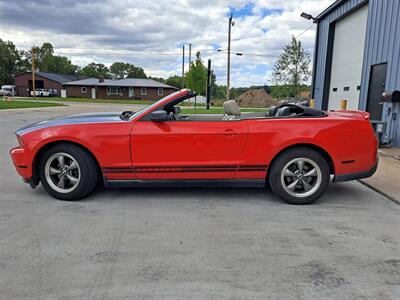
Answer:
378, 149, 400, 161
358, 179, 400, 205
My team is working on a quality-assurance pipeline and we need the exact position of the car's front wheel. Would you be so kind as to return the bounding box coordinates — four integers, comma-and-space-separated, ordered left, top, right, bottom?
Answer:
39, 143, 99, 200
269, 147, 330, 204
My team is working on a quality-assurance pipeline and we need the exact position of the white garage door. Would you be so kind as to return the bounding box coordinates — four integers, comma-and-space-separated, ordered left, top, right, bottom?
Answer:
328, 5, 368, 110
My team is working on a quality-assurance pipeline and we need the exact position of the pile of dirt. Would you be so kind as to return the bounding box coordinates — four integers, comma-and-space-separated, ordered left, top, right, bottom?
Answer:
235, 88, 278, 108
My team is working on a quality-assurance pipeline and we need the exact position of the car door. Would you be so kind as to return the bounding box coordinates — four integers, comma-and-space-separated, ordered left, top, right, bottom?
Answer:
131, 119, 248, 180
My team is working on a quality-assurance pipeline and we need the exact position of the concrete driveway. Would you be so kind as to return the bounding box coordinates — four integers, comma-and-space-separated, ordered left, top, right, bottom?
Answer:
0, 103, 399, 299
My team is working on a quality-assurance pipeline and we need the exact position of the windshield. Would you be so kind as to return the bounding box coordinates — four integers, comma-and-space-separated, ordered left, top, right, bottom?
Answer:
129, 90, 184, 120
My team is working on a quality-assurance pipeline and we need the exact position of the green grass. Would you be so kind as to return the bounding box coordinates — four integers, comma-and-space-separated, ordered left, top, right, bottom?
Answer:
0, 100, 64, 110
18, 97, 155, 105
180, 107, 266, 114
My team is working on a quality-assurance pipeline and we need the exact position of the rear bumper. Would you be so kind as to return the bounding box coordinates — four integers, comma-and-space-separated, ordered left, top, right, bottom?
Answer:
10, 147, 33, 180
334, 159, 378, 182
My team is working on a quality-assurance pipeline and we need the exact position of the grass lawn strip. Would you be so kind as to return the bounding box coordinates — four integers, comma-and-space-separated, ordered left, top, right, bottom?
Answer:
0, 100, 64, 110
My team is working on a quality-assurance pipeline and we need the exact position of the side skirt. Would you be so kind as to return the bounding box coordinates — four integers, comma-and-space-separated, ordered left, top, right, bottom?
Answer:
104, 178, 266, 189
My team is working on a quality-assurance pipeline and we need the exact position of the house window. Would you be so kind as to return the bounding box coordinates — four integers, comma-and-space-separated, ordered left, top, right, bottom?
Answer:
81, 86, 87, 93
344, 86, 350, 91
158, 88, 163, 95
332, 88, 337, 92
106, 87, 122, 95
141, 88, 147, 95
357, 85, 361, 90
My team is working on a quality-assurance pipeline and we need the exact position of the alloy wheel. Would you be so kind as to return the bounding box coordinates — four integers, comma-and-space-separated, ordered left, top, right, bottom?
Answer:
44, 152, 81, 193
280, 157, 322, 198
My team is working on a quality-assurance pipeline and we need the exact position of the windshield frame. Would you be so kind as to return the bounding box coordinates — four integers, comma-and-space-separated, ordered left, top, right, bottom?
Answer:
129, 89, 194, 121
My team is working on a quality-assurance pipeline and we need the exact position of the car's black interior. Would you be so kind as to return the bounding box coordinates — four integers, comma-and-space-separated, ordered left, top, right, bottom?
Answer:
148, 96, 326, 122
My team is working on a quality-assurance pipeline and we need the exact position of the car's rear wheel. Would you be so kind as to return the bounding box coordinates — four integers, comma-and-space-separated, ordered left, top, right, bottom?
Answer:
39, 143, 99, 200
269, 147, 330, 204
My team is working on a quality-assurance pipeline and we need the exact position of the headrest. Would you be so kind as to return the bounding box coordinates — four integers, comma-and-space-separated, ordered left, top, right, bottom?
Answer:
224, 100, 241, 115
223, 101, 230, 115
276, 106, 291, 116
268, 106, 278, 116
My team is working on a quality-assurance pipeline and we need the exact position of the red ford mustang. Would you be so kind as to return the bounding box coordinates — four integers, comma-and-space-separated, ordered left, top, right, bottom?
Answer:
10, 89, 378, 204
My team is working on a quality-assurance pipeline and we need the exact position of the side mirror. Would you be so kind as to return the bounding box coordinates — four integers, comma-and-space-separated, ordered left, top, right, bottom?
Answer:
173, 106, 181, 114
150, 110, 168, 122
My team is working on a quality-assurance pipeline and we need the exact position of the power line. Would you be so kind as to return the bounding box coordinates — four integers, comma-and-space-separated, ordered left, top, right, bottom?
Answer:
295, 23, 314, 39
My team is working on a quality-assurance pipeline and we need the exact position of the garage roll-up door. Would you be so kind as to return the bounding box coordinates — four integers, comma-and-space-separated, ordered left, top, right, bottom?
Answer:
328, 5, 368, 110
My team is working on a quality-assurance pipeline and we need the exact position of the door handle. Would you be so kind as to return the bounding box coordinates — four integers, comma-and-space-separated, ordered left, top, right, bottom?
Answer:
223, 129, 243, 136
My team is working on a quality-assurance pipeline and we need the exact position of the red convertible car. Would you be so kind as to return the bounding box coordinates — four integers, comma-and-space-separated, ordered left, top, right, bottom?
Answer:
10, 89, 378, 204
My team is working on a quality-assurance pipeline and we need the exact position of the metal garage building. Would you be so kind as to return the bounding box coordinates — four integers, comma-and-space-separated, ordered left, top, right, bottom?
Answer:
311, 0, 400, 147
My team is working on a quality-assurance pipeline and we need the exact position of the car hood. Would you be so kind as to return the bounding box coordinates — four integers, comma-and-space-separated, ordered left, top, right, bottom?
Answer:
16, 112, 125, 135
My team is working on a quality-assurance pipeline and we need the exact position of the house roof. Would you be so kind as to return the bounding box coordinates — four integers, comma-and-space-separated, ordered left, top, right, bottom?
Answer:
34, 72, 79, 83
97, 78, 178, 89
64, 78, 112, 86
315, 0, 347, 20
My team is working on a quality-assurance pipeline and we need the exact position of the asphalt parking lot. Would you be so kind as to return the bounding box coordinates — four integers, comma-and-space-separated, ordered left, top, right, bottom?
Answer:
0, 103, 399, 299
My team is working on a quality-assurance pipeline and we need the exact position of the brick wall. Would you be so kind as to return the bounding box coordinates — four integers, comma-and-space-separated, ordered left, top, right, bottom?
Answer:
14, 73, 64, 96
65, 86, 94, 98
96, 86, 177, 101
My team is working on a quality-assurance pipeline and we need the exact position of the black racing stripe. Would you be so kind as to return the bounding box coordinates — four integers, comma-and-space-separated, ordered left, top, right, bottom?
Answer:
102, 164, 268, 174
102, 168, 135, 173
237, 169, 267, 172
238, 165, 267, 169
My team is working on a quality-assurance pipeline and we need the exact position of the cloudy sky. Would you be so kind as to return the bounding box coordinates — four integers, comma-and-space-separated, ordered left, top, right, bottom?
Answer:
0, 0, 334, 87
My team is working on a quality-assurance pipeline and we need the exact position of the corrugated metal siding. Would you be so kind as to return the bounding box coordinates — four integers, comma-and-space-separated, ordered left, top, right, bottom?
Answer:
313, 0, 367, 108
359, 0, 400, 106
312, 0, 400, 146
360, 0, 400, 146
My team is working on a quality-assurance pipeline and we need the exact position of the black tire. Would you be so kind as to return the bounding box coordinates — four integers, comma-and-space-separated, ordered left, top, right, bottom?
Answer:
39, 143, 99, 200
268, 147, 330, 205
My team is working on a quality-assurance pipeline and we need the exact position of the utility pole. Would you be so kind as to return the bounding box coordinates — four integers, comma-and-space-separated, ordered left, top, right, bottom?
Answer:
188, 43, 192, 71
226, 14, 234, 101
31, 47, 36, 100
181, 44, 185, 89
206, 59, 211, 110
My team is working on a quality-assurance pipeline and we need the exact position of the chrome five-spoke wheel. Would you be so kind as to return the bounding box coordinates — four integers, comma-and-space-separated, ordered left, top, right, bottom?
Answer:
281, 158, 322, 198
44, 152, 81, 193
269, 147, 330, 204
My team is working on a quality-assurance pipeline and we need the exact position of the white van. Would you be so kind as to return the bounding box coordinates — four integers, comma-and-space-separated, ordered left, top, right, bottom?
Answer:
0, 85, 16, 96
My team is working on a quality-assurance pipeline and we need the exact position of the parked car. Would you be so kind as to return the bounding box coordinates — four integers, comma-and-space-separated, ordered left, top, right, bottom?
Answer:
30, 89, 51, 97
47, 89, 58, 96
10, 89, 378, 204
0, 85, 16, 96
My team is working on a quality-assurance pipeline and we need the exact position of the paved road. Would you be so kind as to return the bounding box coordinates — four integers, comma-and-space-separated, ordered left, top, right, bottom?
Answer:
0, 104, 399, 299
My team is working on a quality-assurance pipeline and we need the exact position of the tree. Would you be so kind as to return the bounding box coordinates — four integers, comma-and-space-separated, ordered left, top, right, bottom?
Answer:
49, 56, 78, 75
165, 75, 182, 89
110, 62, 129, 79
272, 36, 311, 96
214, 85, 227, 100
79, 63, 111, 78
127, 65, 147, 79
26, 43, 78, 75
110, 62, 147, 79
184, 51, 207, 95
0, 39, 24, 86
36, 42, 54, 71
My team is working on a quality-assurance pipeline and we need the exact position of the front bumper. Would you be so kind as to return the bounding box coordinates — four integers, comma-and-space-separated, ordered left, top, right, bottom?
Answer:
10, 147, 33, 180
334, 159, 378, 182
